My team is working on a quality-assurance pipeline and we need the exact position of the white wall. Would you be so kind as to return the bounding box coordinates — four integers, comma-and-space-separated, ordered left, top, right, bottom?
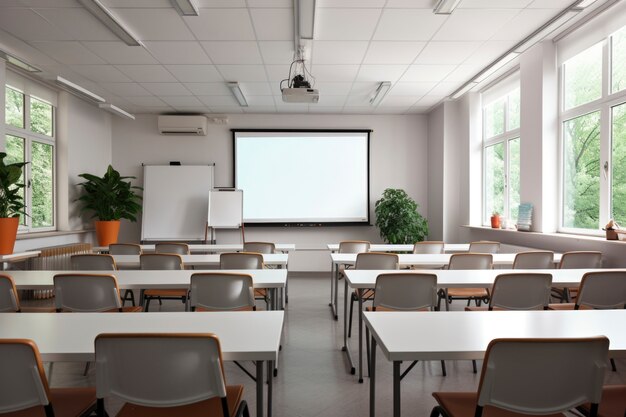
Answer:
111, 113, 428, 271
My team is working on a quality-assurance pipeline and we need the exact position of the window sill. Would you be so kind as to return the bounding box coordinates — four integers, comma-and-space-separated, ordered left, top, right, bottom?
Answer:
462, 225, 626, 245
16, 229, 94, 241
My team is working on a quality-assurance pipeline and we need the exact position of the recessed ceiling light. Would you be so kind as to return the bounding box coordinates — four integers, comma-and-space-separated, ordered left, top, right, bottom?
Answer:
171, 0, 199, 16
78, 0, 142, 46
99, 103, 135, 120
370, 82, 391, 106
227, 82, 248, 107
56, 76, 105, 103
433, 0, 462, 15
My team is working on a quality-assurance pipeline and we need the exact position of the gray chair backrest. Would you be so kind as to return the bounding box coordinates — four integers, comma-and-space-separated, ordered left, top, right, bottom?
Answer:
71, 254, 116, 271
190, 273, 255, 311
139, 254, 184, 270
413, 241, 445, 254
95, 334, 227, 408
374, 273, 437, 311
448, 253, 493, 270
54, 274, 122, 312
576, 271, 626, 309
219, 252, 264, 269
155, 243, 190, 255
243, 242, 275, 254
559, 251, 603, 269
355, 252, 399, 270
108, 243, 142, 255
0, 274, 19, 312
0, 340, 51, 413
489, 273, 553, 310
469, 241, 500, 254
512, 251, 554, 269
477, 337, 608, 415
339, 240, 370, 254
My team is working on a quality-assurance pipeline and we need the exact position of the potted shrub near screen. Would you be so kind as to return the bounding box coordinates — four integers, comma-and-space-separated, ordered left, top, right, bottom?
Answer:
375, 188, 428, 244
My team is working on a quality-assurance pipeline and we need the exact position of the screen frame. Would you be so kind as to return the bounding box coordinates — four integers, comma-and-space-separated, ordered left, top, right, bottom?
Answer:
232, 128, 372, 227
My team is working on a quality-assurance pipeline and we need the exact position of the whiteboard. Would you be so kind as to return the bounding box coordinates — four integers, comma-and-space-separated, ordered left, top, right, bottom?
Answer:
141, 165, 214, 241
208, 189, 243, 228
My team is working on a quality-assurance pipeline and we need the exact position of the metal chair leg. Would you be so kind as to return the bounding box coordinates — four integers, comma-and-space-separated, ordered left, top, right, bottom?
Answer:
610, 358, 617, 372
440, 360, 446, 377
472, 360, 477, 373
348, 293, 355, 338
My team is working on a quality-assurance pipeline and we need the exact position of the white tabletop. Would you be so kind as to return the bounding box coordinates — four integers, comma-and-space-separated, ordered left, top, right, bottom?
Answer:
0, 250, 41, 262
344, 268, 613, 289
112, 253, 289, 268
94, 244, 295, 253
327, 244, 469, 253
0, 311, 284, 362
9, 269, 287, 290
364, 310, 626, 362
331, 253, 562, 267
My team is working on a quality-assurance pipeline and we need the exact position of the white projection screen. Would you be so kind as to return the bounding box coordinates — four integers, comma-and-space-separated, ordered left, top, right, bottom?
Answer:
234, 130, 370, 225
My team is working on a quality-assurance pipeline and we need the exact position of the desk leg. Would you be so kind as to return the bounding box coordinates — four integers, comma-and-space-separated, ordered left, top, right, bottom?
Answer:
358, 288, 364, 383
267, 360, 273, 417
370, 336, 377, 417
329, 262, 338, 320
393, 361, 401, 417
256, 361, 264, 417
342, 279, 355, 374
334, 264, 339, 321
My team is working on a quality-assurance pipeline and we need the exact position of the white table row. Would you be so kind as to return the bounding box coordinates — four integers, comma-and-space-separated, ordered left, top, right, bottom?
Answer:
365, 309, 626, 417
112, 253, 289, 268
94, 243, 296, 253
0, 250, 41, 271
327, 243, 470, 253
0, 311, 283, 417
342, 268, 611, 382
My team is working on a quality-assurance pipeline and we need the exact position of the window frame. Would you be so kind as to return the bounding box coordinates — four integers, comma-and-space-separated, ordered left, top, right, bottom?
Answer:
4, 85, 56, 233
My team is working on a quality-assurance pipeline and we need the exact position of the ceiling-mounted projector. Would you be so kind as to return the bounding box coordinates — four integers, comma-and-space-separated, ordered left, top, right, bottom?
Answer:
280, 61, 319, 103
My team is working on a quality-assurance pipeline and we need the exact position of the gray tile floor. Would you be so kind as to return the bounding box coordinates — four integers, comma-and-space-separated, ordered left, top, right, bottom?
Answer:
32, 275, 626, 417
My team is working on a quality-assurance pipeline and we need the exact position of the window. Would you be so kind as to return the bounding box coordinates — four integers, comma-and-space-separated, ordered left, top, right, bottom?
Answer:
560, 25, 626, 233
4, 85, 55, 231
483, 86, 521, 225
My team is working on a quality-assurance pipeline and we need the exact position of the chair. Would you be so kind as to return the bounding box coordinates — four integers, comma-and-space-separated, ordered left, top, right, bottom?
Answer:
468, 241, 500, 253
348, 252, 399, 338
53, 273, 142, 313
94, 333, 250, 417
512, 251, 555, 269
155, 242, 190, 255
140, 254, 187, 312
108, 243, 142, 306
243, 242, 275, 254
190, 273, 255, 312
430, 337, 609, 417
337, 240, 371, 278
576, 385, 626, 417
219, 252, 266, 308
413, 241, 445, 254
365, 272, 447, 376
0, 274, 20, 312
553, 251, 603, 302
549, 271, 626, 310
438, 253, 493, 311
0, 339, 97, 417
466, 273, 553, 311
70, 254, 116, 271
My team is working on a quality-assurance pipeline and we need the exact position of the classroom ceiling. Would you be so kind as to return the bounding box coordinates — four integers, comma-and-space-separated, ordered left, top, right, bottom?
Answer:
0, 0, 592, 115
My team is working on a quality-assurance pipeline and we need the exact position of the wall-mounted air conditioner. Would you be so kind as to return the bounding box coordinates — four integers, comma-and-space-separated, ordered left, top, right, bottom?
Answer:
158, 115, 208, 136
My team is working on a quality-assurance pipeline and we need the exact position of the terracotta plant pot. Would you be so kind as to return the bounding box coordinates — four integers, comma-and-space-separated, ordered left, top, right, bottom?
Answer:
490, 215, 501, 229
0, 217, 19, 255
95, 220, 121, 246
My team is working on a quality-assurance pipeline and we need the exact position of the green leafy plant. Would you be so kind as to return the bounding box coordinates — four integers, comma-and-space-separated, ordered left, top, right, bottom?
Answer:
375, 188, 428, 244
0, 152, 27, 218
76, 165, 142, 221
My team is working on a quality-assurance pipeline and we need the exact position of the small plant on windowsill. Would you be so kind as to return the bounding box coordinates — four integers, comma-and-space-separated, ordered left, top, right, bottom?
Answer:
0, 152, 28, 255
375, 188, 428, 244
490, 211, 501, 229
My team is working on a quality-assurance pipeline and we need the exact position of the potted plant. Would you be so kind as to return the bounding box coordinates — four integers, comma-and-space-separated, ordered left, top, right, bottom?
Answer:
76, 165, 142, 246
375, 188, 428, 244
0, 152, 27, 254
490, 211, 501, 229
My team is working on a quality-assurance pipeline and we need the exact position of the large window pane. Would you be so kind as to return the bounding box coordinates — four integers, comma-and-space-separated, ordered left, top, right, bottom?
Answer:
31, 141, 54, 228
612, 102, 626, 225
563, 111, 601, 229
485, 143, 505, 219
508, 89, 520, 131
484, 99, 505, 138
612, 27, 626, 94
563, 43, 602, 110
5, 87, 24, 129
5, 135, 26, 225
508, 138, 520, 222
30, 97, 53, 137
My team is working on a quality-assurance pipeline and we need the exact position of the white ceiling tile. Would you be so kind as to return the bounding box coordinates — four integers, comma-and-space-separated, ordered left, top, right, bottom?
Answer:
309, 65, 359, 82
0, 0, 25, 6
70, 65, 132, 82
443, 64, 482, 82
314, 82, 355, 95
165, 65, 224, 82
82, 42, 158, 64
34, 8, 118, 41
345, 94, 372, 106
144, 41, 212, 64
240, 82, 272, 95
464, 40, 516, 64
349, 82, 378, 96
242, 106, 277, 113
317, 0, 386, 7
207, 106, 244, 113
407, 106, 434, 113
246, 0, 290, 6
101, 82, 152, 96
198, 95, 239, 106
258, 41, 294, 64
264, 64, 293, 81
31, 41, 105, 65
116, 65, 178, 82
373, 106, 409, 114
184, 82, 231, 95
384, 0, 433, 7
312, 41, 369, 65
415, 95, 446, 106
388, 82, 436, 96
246, 96, 275, 105
316, 95, 347, 106
249, 8, 293, 40
491, 9, 558, 41
316, 9, 381, 40
195, 0, 246, 7
0, 8, 72, 41
373, 9, 446, 41
379, 95, 420, 106
102, 0, 170, 6
308, 106, 344, 113
274, 102, 309, 112
414, 41, 482, 65
527, 0, 574, 8
19, 0, 80, 6
459, 0, 533, 7
140, 82, 192, 96
124, 96, 167, 106
201, 41, 263, 64
216, 65, 268, 82
400, 64, 456, 82
184, 9, 255, 40
433, 9, 519, 41
110, 8, 195, 40
356, 65, 408, 82
341, 106, 374, 114
427, 82, 462, 96
161, 96, 204, 107
363, 41, 426, 64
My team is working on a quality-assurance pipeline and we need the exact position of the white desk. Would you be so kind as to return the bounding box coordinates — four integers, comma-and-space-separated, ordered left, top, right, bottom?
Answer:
327, 243, 469, 253
343, 268, 613, 382
0, 250, 41, 270
112, 253, 289, 269
95, 243, 296, 254
0, 311, 283, 417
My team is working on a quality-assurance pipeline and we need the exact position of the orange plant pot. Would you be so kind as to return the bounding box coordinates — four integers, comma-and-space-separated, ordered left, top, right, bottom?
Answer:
490, 216, 501, 229
0, 217, 20, 255
95, 220, 121, 246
